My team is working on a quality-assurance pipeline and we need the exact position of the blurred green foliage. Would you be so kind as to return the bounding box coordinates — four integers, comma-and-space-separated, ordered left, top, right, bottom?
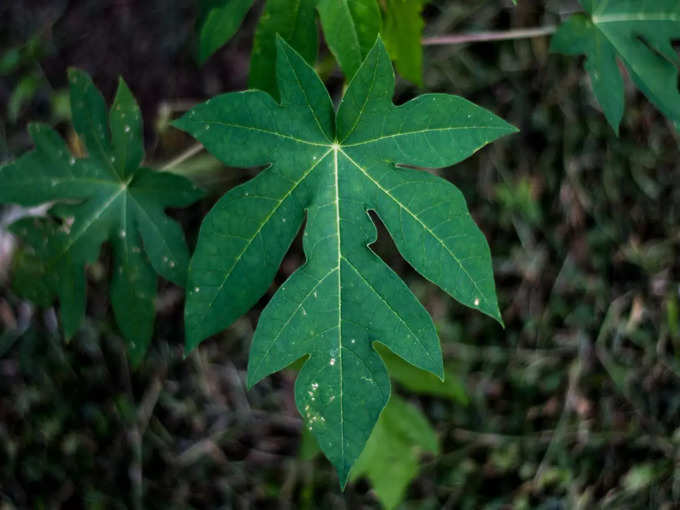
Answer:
1, 0, 679, 508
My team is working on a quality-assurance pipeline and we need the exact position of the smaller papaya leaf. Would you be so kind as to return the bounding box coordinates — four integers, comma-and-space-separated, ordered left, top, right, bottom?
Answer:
197, 0, 421, 91
317, 0, 382, 80
551, 0, 680, 133
175, 36, 515, 485
350, 395, 439, 510
0, 69, 203, 364
380, 0, 427, 86
196, 0, 255, 65
249, 0, 319, 99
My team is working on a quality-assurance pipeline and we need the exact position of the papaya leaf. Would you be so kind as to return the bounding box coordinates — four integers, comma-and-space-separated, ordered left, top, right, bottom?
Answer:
551, 0, 680, 133
350, 395, 439, 509
317, 0, 382, 80
174, 36, 516, 485
196, 0, 255, 65
381, 0, 427, 86
196, 0, 424, 87
249, 0, 319, 99
0, 69, 203, 364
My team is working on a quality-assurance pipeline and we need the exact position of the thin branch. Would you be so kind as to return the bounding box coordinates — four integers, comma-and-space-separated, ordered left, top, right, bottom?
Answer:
423, 26, 557, 46
532, 359, 580, 485
161, 143, 204, 171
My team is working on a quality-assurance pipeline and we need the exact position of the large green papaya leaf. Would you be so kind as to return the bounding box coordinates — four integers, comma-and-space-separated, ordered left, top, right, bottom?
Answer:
174, 36, 516, 485
551, 0, 680, 133
0, 70, 203, 364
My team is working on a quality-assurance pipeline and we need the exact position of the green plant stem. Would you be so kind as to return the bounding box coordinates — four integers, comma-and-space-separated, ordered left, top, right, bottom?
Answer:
422, 26, 557, 46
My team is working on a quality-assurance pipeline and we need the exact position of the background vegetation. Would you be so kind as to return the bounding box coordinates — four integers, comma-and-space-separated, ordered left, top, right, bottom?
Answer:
1, 0, 679, 508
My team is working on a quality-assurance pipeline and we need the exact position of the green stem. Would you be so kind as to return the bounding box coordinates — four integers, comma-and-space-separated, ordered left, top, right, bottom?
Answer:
161, 143, 204, 171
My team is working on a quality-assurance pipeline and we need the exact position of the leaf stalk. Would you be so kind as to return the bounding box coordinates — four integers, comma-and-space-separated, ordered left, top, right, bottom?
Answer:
422, 26, 557, 46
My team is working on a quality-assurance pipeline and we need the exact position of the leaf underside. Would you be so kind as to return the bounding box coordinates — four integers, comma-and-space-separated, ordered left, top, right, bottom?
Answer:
350, 394, 439, 510
381, 0, 427, 86
551, 0, 680, 133
175, 36, 516, 485
317, 0, 382, 80
0, 70, 203, 364
197, 0, 255, 65
197, 0, 427, 87
249, 0, 319, 99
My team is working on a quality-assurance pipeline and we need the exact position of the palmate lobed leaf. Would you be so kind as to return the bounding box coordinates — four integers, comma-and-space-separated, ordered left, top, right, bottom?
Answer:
551, 0, 680, 133
0, 70, 203, 364
175, 36, 516, 485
